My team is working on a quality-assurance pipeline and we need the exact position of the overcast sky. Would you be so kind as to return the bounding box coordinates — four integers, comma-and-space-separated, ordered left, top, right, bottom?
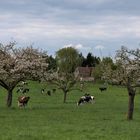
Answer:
0, 0, 140, 57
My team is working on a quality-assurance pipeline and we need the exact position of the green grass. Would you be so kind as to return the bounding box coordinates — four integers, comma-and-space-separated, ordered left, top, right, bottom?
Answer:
0, 82, 140, 140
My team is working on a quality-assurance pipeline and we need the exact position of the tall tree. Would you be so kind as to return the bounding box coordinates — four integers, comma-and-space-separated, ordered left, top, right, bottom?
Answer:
54, 47, 81, 103
0, 42, 49, 107
102, 47, 140, 120
56, 47, 81, 73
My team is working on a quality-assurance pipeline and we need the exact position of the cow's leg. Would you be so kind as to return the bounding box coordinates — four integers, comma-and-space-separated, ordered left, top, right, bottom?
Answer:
18, 102, 23, 107
22, 103, 26, 108
18, 101, 20, 107
77, 99, 84, 106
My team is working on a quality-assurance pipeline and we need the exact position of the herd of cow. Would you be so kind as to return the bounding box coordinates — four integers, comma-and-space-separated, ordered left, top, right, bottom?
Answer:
17, 81, 107, 107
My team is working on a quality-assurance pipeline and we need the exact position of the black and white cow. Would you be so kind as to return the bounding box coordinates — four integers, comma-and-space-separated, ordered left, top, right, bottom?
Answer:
17, 87, 29, 94
41, 88, 45, 94
77, 94, 95, 106
99, 87, 107, 92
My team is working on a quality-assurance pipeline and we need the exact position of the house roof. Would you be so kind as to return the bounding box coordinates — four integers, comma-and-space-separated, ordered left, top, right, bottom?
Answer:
75, 67, 93, 77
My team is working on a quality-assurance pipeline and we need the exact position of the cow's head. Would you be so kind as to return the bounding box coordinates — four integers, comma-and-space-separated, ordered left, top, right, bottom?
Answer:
26, 96, 30, 100
90, 96, 95, 100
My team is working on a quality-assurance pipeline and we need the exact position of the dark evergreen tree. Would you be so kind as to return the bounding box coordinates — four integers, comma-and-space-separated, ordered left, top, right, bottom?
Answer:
81, 52, 100, 67
47, 55, 57, 71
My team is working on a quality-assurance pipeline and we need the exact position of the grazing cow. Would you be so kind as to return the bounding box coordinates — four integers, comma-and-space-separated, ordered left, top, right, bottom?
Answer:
41, 88, 45, 94
16, 87, 29, 94
22, 88, 29, 94
16, 87, 23, 93
18, 96, 30, 107
21, 81, 28, 85
77, 94, 95, 106
99, 87, 107, 92
47, 90, 51, 96
52, 88, 56, 93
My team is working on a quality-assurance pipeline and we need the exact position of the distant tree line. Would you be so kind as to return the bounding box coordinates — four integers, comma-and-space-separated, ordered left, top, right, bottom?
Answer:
47, 52, 101, 70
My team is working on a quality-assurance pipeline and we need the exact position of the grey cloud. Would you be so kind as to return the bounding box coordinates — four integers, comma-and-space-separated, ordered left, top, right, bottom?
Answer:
0, 0, 140, 57
0, 0, 140, 28
1, 0, 140, 17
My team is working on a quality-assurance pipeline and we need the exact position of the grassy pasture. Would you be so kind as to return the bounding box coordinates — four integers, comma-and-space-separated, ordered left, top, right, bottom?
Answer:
0, 82, 140, 140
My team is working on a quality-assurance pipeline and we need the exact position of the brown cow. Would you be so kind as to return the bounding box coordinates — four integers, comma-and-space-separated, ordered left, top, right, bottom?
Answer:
18, 96, 30, 107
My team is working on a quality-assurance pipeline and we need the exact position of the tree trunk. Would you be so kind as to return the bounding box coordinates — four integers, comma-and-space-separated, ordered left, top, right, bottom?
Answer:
7, 90, 13, 107
63, 91, 67, 103
127, 89, 135, 120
